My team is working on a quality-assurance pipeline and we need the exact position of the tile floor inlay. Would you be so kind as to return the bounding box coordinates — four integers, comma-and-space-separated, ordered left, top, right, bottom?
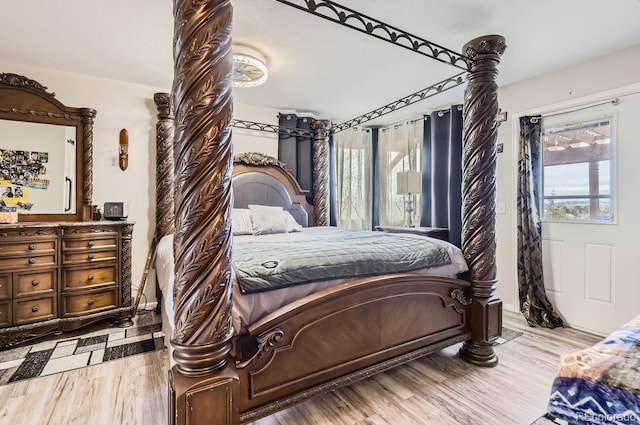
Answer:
0, 312, 165, 385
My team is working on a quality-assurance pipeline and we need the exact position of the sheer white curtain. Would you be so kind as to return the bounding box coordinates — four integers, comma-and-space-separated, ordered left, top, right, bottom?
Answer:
334, 128, 373, 230
378, 120, 423, 226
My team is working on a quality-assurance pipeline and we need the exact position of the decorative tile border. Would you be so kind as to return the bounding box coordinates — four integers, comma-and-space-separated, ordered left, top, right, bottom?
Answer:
494, 327, 524, 346
0, 321, 165, 385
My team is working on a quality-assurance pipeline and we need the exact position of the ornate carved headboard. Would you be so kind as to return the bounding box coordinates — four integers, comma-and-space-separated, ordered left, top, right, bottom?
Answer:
232, 152, 314, 227
152, 97, 316, 234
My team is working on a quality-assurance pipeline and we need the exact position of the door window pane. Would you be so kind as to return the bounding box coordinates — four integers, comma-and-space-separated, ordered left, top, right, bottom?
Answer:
542, 118, 614, 222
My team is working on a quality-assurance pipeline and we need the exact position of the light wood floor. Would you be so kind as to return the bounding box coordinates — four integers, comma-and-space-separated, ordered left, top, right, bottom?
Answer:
0, 311, 601, 425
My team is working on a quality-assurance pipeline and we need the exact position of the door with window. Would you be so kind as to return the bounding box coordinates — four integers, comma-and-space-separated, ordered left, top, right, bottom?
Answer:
540, 96, 640, 335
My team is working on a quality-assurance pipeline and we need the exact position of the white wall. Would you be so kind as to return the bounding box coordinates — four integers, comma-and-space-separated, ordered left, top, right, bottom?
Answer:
0, 60, 280, 306
233, 103, 279, 157
494, 44, 640, 311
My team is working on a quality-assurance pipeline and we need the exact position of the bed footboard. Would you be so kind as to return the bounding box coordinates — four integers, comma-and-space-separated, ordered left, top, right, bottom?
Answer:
233, 274, 471, 422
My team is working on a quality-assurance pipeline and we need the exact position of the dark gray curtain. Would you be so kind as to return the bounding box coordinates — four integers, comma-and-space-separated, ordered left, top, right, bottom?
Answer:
371, 128, 380, 229
328, 133, 337, 226
420, 105, 463, 247
517, 116, 564, 328
278, 113, 313, 203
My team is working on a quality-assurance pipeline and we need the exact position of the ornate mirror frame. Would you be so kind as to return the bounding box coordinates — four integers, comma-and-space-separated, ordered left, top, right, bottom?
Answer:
0, 73, 94, 222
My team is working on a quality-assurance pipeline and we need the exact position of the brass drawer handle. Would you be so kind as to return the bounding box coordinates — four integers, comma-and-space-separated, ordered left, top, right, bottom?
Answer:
87, 299, 95, 306
88, 254, 95, 260
28, 243, 36, 250
28, 258, 36, 265
32, 279, 40, 287
87, 274, 94, 281
88, 241, 95, 247
31, 305, 40, 313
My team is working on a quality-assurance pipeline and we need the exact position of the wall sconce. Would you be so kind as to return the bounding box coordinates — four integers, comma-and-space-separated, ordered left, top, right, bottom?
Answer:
397, 170, 422, 227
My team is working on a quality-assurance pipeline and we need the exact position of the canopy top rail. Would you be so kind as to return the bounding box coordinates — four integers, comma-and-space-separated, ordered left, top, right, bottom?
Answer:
332, 71, 466, 133
233, 119, 315, 138
274, 0, 472, 72
233, 71, 466, 137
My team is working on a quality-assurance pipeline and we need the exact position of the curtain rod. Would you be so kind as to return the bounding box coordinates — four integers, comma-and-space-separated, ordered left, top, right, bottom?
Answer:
532, 98, 619, 122
531, 89, 640, 122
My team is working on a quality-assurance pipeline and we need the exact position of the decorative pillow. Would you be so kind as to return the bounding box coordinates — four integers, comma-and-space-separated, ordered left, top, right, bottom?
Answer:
231, 209, 253, 235
283, 211, 303, 232
248, 204, 287, 235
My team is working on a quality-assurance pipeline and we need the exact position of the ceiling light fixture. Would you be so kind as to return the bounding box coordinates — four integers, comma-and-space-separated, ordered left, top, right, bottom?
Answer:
232, 53, 268, 88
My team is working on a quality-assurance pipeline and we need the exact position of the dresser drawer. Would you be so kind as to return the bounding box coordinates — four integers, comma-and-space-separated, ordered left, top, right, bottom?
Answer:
0, 240, 56, 257
14, 270, 56, 297
62, 288, 118, 317
14, 296, 56, 325
63, 249, 117, 265
62, 236, 117, 251
0, 227, 57, 241
0, 274, 10, 299
0, 300, 11, 327
63, 265, 117, 290
0, 254, 56, 270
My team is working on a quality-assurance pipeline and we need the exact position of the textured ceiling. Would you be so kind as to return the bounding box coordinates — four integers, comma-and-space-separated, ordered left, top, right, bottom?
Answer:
2, 0, 640, 126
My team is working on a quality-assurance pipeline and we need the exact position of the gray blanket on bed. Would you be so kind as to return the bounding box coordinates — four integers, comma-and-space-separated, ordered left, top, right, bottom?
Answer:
233, 228, 451, 294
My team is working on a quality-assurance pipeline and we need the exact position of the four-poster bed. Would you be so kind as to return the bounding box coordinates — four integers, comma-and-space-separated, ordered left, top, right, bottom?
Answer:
161, 1, 506, 424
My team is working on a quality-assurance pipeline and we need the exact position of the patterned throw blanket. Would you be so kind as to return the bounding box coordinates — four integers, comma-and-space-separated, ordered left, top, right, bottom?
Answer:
233, 228, 451, 294
547, 314, 640, 425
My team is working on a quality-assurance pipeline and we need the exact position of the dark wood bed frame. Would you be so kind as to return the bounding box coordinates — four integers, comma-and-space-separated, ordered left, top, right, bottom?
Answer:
156, 2, 506, 424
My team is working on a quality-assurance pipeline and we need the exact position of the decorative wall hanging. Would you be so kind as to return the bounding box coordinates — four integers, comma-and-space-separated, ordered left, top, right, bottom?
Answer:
119, 129, 129, 170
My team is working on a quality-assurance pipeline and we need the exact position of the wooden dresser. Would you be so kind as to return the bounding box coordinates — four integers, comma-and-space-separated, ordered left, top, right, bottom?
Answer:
0, 221, 134, 348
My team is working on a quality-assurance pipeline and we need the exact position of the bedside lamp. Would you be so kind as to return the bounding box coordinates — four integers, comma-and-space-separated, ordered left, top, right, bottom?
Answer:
397, 171, 422, 227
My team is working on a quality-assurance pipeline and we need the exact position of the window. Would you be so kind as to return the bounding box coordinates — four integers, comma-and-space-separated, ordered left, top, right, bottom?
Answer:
377, 122, 422, 227
542, 117, 615, 222
334, 128, 373, 230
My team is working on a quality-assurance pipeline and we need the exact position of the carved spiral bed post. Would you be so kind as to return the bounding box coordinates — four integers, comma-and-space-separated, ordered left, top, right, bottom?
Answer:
458, 35, 506, 367
154, 92, 175, 239
153, 92, 174, 316
80, 108, 96, 220
312, 119, 331, 226
169, 1, 239, 425
118, 223, 135, 326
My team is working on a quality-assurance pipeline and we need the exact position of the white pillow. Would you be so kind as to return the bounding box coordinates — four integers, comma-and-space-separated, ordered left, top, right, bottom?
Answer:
231, 209, 253, 235
283, 210, 303, 232
248, 204, 287, 235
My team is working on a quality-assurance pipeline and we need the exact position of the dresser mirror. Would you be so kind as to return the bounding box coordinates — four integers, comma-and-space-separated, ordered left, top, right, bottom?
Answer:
0, 73, 95, 222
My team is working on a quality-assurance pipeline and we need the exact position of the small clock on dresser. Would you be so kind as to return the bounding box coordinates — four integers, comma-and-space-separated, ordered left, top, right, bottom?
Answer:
103, 202, 129, 220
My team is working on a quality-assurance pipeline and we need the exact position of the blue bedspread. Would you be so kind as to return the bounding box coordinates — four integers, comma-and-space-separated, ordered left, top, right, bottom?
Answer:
547, 314, 640, 425
233, 227, 451, 294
